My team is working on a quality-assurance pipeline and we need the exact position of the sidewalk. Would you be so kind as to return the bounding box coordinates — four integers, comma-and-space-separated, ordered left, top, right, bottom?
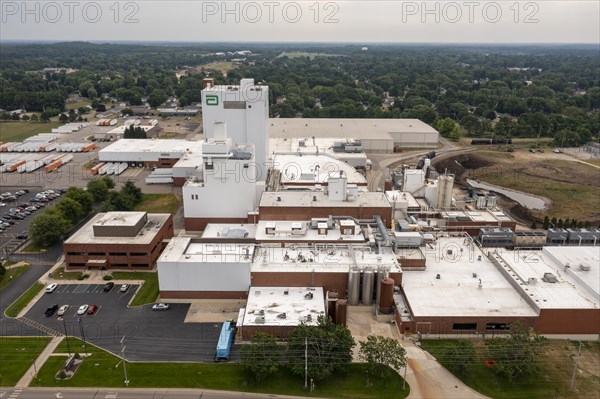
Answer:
15, 336, 63, 388
402, 338, 490, 399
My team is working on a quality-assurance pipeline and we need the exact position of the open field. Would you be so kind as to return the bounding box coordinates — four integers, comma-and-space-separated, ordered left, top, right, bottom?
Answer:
5, 282, 44, 317
435, 150, 600, 223
0, 121, 62, 142
35, 338, 409, 398
0, 264, 29, 291
421, 339, 600, 399
0, 337, 52, 386
65, 100, 92, 110
110, 271, 158, 306
133, 194, 181, 215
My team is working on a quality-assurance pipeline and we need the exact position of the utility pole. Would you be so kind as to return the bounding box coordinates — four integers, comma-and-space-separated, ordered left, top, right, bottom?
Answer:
304, 337, 308, 389
120, 336, 129, 387
78, 317, 88, 356
62, 317, 71, 356
569, 341, 583, 392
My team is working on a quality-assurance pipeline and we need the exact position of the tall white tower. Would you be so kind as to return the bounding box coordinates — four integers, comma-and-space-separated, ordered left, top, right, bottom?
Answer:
201, 78, 269, 179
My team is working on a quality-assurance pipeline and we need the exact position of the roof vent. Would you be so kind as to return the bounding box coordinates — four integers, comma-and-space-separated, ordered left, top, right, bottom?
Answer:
580, 264, 591, 271
542, 273, 558, 283
277, 196, 281, 202
313, 196, 317, 202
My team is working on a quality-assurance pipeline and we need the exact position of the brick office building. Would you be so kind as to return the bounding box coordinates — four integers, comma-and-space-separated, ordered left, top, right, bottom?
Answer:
64, 212, 174, 270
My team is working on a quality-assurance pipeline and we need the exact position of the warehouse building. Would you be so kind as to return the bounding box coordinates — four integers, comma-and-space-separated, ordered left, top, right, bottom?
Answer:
260, 173, 392, 227
237, 286, 326, 339
64, 212, 174, 270
269, 118, 439, 152
396, 235, 600, 335
98, 139, 203, 168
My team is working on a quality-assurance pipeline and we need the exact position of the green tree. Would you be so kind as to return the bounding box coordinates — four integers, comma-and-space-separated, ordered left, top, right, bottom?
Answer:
102, 191, 135, 212
148, 89, 168, 108
531, 221, 537, 229
29, 213, 71, 247
542, 216, 550, 230
87, 179, 109, 202
122, 181, 143, 204
287, 316, 355, 381
102, 176, 115, 189
56, 197, 84, 224
240, 332, 281, 381
442, 340, 476, 376
486, 321, 546, 381
65, 187, 94, 214
358, 335, 407, 379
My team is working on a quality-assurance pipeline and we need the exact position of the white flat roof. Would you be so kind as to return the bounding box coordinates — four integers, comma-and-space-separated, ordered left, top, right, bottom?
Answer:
242, 286, 325, 327
201, 224, 257, 240
269, 137, 367, 160
252, 246, 400, 274
386, 191, 420, 209
108, 125, 155, 134
401, 237, 538, 318
272, 154, 366, 185
542, 246, 600, 299
493, 248, 599, 309
260, 191, 391, 209
158, 236, 256, 263
255, 220, 364, 242
99, 139, 204, 155
269, 118, 437, 139
65, 213, 171, 245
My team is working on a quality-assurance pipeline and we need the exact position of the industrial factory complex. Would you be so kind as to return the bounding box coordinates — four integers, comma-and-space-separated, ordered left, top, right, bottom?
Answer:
66, 78, 599, 339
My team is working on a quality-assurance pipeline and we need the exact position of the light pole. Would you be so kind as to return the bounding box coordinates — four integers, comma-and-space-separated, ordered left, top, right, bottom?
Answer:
77, 317, 88, 356
61, 317, 71, 356
120, 336, 129, 387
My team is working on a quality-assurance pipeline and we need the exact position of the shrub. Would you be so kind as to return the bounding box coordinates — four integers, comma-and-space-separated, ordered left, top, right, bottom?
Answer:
103, 275, 113, 281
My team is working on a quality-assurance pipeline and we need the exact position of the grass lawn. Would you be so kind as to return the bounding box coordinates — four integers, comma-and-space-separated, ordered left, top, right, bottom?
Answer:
50, 267, 86, 280
0, 121, 62, 142
20, 241, 50, 253
110, 271, 158, 306
133, 194, 181, 215
0, 337, 53, 386
0, 264, 30, 291
65, 100, 92, 110
5, 282, 44, 317
36, 339, 409, 398
421, 339, 599, 399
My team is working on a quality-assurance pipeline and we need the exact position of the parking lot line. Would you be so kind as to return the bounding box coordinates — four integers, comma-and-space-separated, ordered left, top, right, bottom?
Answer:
73, 284, 90, 294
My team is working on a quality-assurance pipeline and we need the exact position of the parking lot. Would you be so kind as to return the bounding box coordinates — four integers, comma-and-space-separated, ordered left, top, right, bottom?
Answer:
24, 283, 233, 362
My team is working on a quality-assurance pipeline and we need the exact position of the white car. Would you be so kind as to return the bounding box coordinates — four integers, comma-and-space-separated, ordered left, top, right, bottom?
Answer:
0, 202, 6, 207
57, 305, 69, 316
77, 305, 89, 315
152, 303, 170, 311
45, 283, 58, 293
120, 284, 130, 292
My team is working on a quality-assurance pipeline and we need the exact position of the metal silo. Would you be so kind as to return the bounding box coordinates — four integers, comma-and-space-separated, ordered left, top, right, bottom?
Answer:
348, 269, 360, 305
362, 270, 374, 305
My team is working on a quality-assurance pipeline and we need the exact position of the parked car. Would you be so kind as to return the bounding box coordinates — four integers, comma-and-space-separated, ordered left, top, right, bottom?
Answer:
120, 284, 130, 292
34, 204, 44, 209
57, 305, 69, 316
87, 304, 98, 315
16, 232, 28, 239
15, 190, 26, 196
45, 304, 59, 316
25, 206, 37, 212
0, 202, 5, 207
77, 305, 89, 315
40, 198, 50, 203
30, 198, 41, 203
103, 282, 115, 292
152, 303, 170, 311
45, 283, 58, 293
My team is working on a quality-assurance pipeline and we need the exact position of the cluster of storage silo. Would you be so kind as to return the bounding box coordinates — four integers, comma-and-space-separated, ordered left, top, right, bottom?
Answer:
347, 267, 395, 314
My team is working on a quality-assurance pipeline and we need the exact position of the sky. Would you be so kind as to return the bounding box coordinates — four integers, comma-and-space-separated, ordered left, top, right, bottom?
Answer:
1, 1, 599, 43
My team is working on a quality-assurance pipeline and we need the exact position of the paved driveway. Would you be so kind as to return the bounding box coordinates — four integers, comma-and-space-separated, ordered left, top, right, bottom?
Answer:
22, 283, 237, 362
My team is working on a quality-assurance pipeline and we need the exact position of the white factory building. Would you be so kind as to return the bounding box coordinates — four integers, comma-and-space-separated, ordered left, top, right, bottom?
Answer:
269, 118, 439, 152
98, 139, 203, 168
182, 123, 263, 231
202, 78, 270, 178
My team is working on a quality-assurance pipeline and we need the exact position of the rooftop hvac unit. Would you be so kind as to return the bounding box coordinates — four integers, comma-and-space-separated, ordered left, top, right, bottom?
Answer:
306, 314, 312, 322
542, 273, 558, 283
277, 313, 287, 319
255, 316, 265, 324
579, 264, 591, 271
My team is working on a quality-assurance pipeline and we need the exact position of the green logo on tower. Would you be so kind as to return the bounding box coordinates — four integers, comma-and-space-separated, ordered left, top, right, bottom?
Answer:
206, 95, 219, 106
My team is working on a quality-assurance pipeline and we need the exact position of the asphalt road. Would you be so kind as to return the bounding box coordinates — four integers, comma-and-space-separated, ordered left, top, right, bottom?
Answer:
0, 387, 300, 399
22, 284, 236, 362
